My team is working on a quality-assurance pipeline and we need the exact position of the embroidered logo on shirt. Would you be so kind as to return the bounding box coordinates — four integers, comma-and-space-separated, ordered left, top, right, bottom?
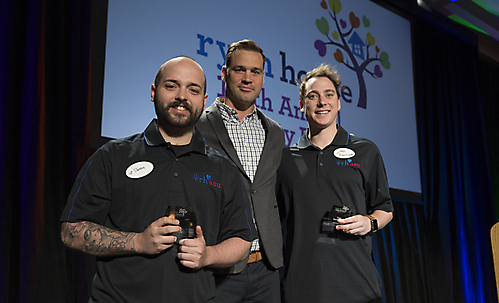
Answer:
337, 159, 361, 168
333, 147, 356, 159
125, 161, 154, 179
194, 174, 221, 188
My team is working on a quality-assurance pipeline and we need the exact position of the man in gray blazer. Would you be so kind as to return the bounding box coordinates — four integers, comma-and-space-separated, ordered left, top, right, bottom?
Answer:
196, 39, 284, 303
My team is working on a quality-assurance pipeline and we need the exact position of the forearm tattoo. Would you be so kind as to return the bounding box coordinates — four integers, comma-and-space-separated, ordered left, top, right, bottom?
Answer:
62, 221, 137, 256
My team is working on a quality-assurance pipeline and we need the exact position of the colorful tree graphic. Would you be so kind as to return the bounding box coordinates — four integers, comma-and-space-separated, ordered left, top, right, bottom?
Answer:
314, 0, 391, 109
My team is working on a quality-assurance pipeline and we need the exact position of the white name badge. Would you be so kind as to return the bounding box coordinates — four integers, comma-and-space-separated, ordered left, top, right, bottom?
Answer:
125, 161, 154, 179
333, 148, 355, 159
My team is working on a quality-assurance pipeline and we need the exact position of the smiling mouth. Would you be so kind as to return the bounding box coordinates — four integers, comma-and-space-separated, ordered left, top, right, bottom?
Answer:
316, 110, 330, 115
168, 101, 191, 113
239, 86, 252, 92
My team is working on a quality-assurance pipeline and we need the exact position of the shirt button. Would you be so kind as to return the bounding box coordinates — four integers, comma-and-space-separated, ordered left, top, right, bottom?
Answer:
320, 151, 323, 155
319, 163, 323, 166
175, 158, 178, 162
174, 172, 178, 177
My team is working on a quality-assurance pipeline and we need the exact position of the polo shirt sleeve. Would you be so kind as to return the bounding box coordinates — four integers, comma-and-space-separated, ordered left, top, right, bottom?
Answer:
366, 147, 393, 214
216, 165, 253, 244
60, 146, 113, 224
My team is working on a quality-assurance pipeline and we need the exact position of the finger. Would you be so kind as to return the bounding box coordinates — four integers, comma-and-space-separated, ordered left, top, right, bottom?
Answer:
162, 216, 180, 226
179, 259, 197, 269
163, 225, 182, 234
179, 237, 202, 248
163, 235, 178, 245
195, 225, 203, 239
336, 218, 347, 224
177, 251, 198, 264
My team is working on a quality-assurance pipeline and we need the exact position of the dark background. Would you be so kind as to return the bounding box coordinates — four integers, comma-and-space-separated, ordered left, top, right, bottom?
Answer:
1, 0, 498, 302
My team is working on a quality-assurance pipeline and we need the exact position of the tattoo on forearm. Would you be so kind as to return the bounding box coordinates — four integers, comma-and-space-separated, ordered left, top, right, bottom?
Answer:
62, 221, 137, 256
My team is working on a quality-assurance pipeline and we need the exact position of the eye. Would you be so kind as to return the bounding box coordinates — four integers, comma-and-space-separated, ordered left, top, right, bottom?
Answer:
233, 67, 244, 73
165, 83, 177, 90
252, 69, 262, 75
189, 87, 201, 94
307, 93, 318, 100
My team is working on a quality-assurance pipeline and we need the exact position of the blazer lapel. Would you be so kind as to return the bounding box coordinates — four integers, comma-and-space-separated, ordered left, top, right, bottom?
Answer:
252, 109, 282, 186
205, 104, 247, 176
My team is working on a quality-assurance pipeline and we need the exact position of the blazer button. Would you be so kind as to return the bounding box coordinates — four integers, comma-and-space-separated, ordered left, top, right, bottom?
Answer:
252, 190, 257, 195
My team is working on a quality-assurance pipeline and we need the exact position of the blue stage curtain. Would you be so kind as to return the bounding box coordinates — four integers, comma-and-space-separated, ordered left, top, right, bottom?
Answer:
411, 16, 496, 303
373, 199, 431, 303
0, 0, 95, 302
372, 12, 498, 303
479, 60, 499, 221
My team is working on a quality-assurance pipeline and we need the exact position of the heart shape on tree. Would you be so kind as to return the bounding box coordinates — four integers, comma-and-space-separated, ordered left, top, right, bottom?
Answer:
362, 16, 370, 27
340, 19, 347, 29
374, 65, 383, 78
316, 17, 330, 36
349, 12, 360, 28
321, 0, 328, 9
315, 40, 327, 57
366, 33, 375, 46
334, 49, 344, 63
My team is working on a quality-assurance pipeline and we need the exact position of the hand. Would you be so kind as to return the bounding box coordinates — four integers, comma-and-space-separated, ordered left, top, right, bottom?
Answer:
134, 216, 181, 254
177, 225, 208, 269
336, 215, 371, 236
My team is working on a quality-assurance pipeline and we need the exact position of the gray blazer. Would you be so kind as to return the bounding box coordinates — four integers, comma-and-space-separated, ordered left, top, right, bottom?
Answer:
196, 102, 285, 273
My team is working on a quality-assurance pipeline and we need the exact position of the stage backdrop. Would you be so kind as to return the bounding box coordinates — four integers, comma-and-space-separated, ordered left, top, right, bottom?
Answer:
98, 0, 421, 194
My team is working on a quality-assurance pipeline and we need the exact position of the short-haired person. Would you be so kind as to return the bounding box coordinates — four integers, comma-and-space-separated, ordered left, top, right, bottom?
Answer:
196, 40, 284, 302
276, 64, 394, 303
60, 56, 252, 302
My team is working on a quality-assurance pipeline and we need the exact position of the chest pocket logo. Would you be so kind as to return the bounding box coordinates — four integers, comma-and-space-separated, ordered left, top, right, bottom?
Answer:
333, 147, 355, 159
126, 161, 154, 179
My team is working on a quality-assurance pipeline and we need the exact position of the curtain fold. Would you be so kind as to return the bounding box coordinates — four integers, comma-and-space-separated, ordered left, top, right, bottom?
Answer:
412, 16, 497, 303
479, 60, 499, 220
0, 1, 94, 302
373, 199, 430, 303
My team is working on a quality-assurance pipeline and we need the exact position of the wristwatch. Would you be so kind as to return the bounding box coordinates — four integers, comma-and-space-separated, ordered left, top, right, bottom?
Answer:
365, 215, 378, 233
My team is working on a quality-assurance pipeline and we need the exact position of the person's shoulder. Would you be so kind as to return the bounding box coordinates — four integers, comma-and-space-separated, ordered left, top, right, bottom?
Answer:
202, 101, 219, 115
205, 145, 238, 168
280, 144, 299, 160
348, 134, 382, 155
256, 108, 282, 129
198, 102, 220, 124
110, 132, 145, 147
97, 132, 145, 153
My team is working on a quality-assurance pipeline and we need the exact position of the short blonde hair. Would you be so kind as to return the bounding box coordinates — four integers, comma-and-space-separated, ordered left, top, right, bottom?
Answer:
298, 63, 341, 104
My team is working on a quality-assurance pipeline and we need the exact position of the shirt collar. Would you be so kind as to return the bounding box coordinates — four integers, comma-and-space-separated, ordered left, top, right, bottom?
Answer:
143, 119, 207, 155
215, 97, 258, 122
297, 124, 349, 150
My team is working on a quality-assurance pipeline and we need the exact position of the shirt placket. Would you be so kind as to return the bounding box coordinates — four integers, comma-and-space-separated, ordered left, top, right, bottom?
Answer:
317, 150, 326, 179
169, 152, 183, 206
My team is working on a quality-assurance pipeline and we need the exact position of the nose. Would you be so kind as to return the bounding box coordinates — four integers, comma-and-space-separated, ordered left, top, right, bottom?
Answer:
176, 87, 188, 101
242, 70, 252, 84
317, 94, 326, 106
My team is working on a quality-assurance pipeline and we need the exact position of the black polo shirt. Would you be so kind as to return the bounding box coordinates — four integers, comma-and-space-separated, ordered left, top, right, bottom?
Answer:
277, 125, 393, 303
61, 119, 252, 303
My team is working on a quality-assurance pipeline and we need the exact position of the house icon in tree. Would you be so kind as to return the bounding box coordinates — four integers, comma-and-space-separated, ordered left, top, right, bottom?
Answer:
348, 32, 365, 60
314, 0, 391, 109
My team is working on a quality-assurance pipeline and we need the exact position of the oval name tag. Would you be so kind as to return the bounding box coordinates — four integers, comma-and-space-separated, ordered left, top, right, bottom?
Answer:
333, 148, 355, 159
126, 161, 154, 179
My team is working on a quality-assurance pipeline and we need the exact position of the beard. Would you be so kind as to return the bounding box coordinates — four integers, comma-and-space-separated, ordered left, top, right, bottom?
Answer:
154, 96, 202, 130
